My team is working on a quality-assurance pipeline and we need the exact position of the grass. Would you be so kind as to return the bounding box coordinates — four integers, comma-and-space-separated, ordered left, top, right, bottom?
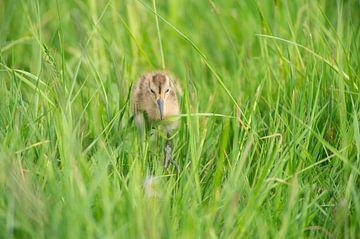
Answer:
0, 0, 359, 238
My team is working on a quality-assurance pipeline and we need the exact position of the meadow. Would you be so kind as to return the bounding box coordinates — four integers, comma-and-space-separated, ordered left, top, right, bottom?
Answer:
0, 0, 359, 238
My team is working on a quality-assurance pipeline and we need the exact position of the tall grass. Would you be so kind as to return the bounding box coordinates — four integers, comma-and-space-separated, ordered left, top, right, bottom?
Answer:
0, 0, 359, 238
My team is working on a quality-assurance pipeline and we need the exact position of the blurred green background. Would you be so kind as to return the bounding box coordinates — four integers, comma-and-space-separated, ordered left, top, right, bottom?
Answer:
0, 0, 359, 238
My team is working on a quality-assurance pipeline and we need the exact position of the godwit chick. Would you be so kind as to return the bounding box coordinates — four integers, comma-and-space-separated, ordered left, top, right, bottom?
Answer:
132, 71, 180, 172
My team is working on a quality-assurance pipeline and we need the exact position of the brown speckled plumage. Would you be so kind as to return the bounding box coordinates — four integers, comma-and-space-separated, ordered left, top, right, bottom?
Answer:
132, 70, 180, 130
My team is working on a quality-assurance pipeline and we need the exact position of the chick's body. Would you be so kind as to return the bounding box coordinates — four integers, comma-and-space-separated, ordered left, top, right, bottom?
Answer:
132, 71, 181, 172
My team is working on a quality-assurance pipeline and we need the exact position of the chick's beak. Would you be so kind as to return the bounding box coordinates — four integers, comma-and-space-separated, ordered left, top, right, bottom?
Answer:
157, 98, 164, 120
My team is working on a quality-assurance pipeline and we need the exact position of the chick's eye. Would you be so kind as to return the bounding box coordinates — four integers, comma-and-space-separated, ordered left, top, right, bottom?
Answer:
150, 89, 155, 94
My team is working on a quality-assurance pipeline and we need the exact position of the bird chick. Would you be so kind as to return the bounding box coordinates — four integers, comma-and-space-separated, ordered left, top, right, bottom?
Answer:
132, 71, 180, 172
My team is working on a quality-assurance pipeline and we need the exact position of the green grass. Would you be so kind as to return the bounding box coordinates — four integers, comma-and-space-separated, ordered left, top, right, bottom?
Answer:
0, 0, 360, 238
